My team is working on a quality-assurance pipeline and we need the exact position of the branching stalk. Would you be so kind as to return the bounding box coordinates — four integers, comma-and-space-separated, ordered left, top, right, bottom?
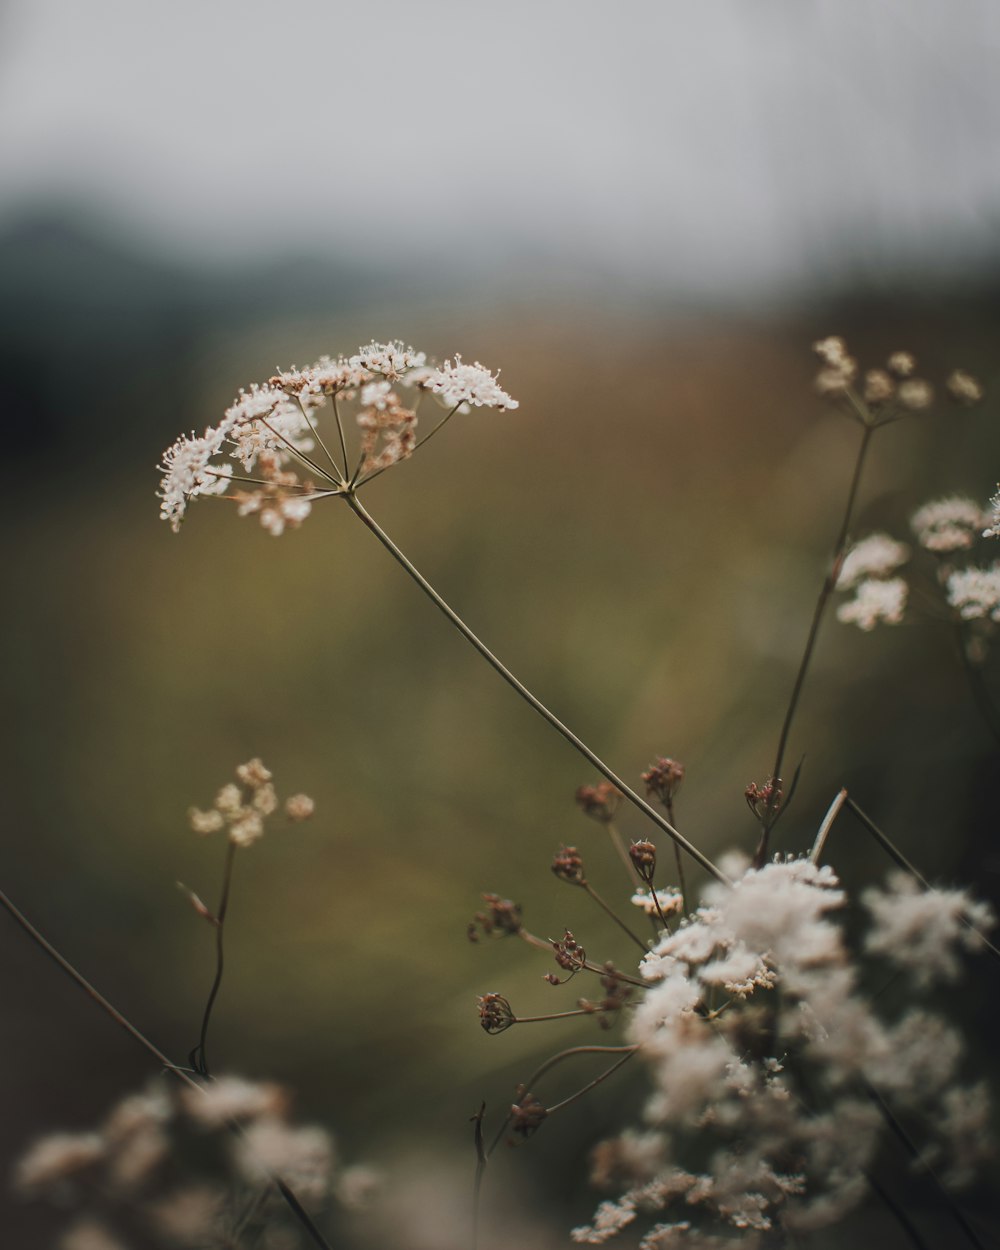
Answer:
343, 493, 730, 885
191, 839, 237, 1077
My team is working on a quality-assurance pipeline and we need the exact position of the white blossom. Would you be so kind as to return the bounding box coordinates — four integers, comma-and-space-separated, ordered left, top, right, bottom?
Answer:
836, 577, 907, 630
836, 534, 909, 589
350, 340, 426, 380
429, 356, 518, 410
946, 563, 1000, 621
984, 485, 1000, 539
233, 1117, 336, 1206
181, 1075, 287, 1128
911, 496, 987, 553
630, 888, 683, 917
863, 872, 996, 985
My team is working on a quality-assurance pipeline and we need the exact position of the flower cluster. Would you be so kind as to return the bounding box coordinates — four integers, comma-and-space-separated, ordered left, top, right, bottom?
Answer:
13, 1075, 376, 1249
571, 856, 995, 1245
834, 533, 909, 631
187, 759, 314, 849
157, 340, 518, 534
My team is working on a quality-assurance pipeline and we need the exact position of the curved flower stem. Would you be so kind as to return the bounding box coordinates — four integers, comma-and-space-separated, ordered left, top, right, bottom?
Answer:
863, 1171, 931, 1250
544, 1047, 637, 1114
0, 886, 334, 1250
353, 404, 462, 490
663, 796, 688, 916
191, 840, 237, 1077
486, 1045, 639, 1158
257, 417, 340, 487
605, 820, 642, 888
755, 418, 876, 866
343, 493, 729, 885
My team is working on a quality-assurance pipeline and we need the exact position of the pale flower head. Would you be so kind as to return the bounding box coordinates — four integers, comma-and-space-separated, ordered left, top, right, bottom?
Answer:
836, 534, 909, 590
984, 485, 1000, 540
910, 496, 987, 553
350, 340, 427, 381
181, 1075, 288, 1128
836, 577, 907, 631
429, 356, 519, 410
233, 1117, 336, 1207
946, 563, 1000, 622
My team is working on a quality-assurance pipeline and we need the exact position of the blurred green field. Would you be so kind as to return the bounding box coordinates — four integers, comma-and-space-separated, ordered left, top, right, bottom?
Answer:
3, 301, 1000, 1246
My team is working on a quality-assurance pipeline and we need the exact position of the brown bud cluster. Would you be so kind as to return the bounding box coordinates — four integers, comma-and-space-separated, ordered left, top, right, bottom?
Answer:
629, 839, 657, 883
642, 758, 685, 806
467, 893, 523, 943
745, 777, 782, 822
477, 993, 516, 1035
579, 965, 634, 1029
551, 846, 586, 886
575, 781, 623, 823
509, 1091, 548, 1139
546, 930, 587, 984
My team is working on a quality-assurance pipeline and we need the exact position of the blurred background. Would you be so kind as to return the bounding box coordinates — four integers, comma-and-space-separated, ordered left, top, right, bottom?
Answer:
2, 1, 1000, 1245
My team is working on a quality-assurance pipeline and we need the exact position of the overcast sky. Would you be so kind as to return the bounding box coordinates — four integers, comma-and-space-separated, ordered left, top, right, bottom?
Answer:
1, 0, 999, 298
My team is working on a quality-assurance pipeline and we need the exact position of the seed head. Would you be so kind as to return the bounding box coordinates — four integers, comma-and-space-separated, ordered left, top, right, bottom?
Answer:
642, 758, 685, 806
509, 1091, 548, 1138
478, 993, 516, 1035
551, 846, 587, 886
629, 839, 657, 884
575, 781, 623, 823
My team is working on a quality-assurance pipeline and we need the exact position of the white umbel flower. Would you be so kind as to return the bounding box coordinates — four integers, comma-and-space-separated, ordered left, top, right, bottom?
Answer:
350, 340, 427, 380
911, 496, 987, 553
946, 564, 1000, 621
428, 356, 519, 410
984, 486, 1000, 539
836, 534, 909, 590
836, 577, 907, 630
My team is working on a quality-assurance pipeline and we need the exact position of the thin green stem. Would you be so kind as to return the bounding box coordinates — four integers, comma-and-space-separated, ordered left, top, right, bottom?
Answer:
0, 887, 334, 1250
293, 395, 345, 485
353, 404, 462, 489
582, 882, 648, 953
845, 796, 1000, 963
191, 840, 237, 1077
331, 395, 352, 481
544, 1048, 637, 1114
343, 494, 729, 885
755, 420, 875, 865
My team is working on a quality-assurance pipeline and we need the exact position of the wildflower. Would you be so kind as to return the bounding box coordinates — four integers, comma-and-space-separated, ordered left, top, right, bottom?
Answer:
233, 1117, 336, 1207
984, 486, 1000, 539
836, 577, 907, 630
157, 429, 233, 532
468, 892, 524, 941
631, 888, 684, 918
887, 350, 917, 377
897, 378, 934, 411
58, 1221, 128, 1250
478, 992, 516, 1034
945, 369, 984, 406
862, 369, 894, 406
863, 872, 996, 985
285, 793, 315, 821
910, 496, 987, 553
576, 781, 623, 823
189, 761, 312, 848
744, 778, 781, 822
835, 534, 909, 589
509, 1092, 548, 1138
629, 840, 657, 883
571, 1198, 638, 1243
551, 930, 588, 973
552, 845, 587, 885
641, 758, 685, 805
812, 337, 849, 368
428, 356, 519, 410
945, 563, 1000, 621
13, 1132, 106, 1193
350, 340, 427, 381
181, 1075, 288, 1128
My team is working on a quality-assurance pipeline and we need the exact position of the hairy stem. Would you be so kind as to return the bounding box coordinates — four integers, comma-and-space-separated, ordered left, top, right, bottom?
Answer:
344, 493, 729, 885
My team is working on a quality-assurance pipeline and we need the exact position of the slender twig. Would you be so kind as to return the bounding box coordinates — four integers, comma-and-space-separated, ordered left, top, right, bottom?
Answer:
342, 493, 730, 885
191, 840, 237, 1077
293, 395, 345, 486
582, 882, 649, 953
845, 797, 1000, 963
863, 1078, 988, 1250
486, 1045, 638, 1158
0, 887, 334, 1250
352, 404, 462, 489
543, 1048, 638, 1114
257, 417, 340, 487
664, 796, 688, 916
863, 1171, 932, 1250
471, 1102, 487, 1250
755, 418, 876, 866
605, 820, 642, 889
331, 395, 352, 481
